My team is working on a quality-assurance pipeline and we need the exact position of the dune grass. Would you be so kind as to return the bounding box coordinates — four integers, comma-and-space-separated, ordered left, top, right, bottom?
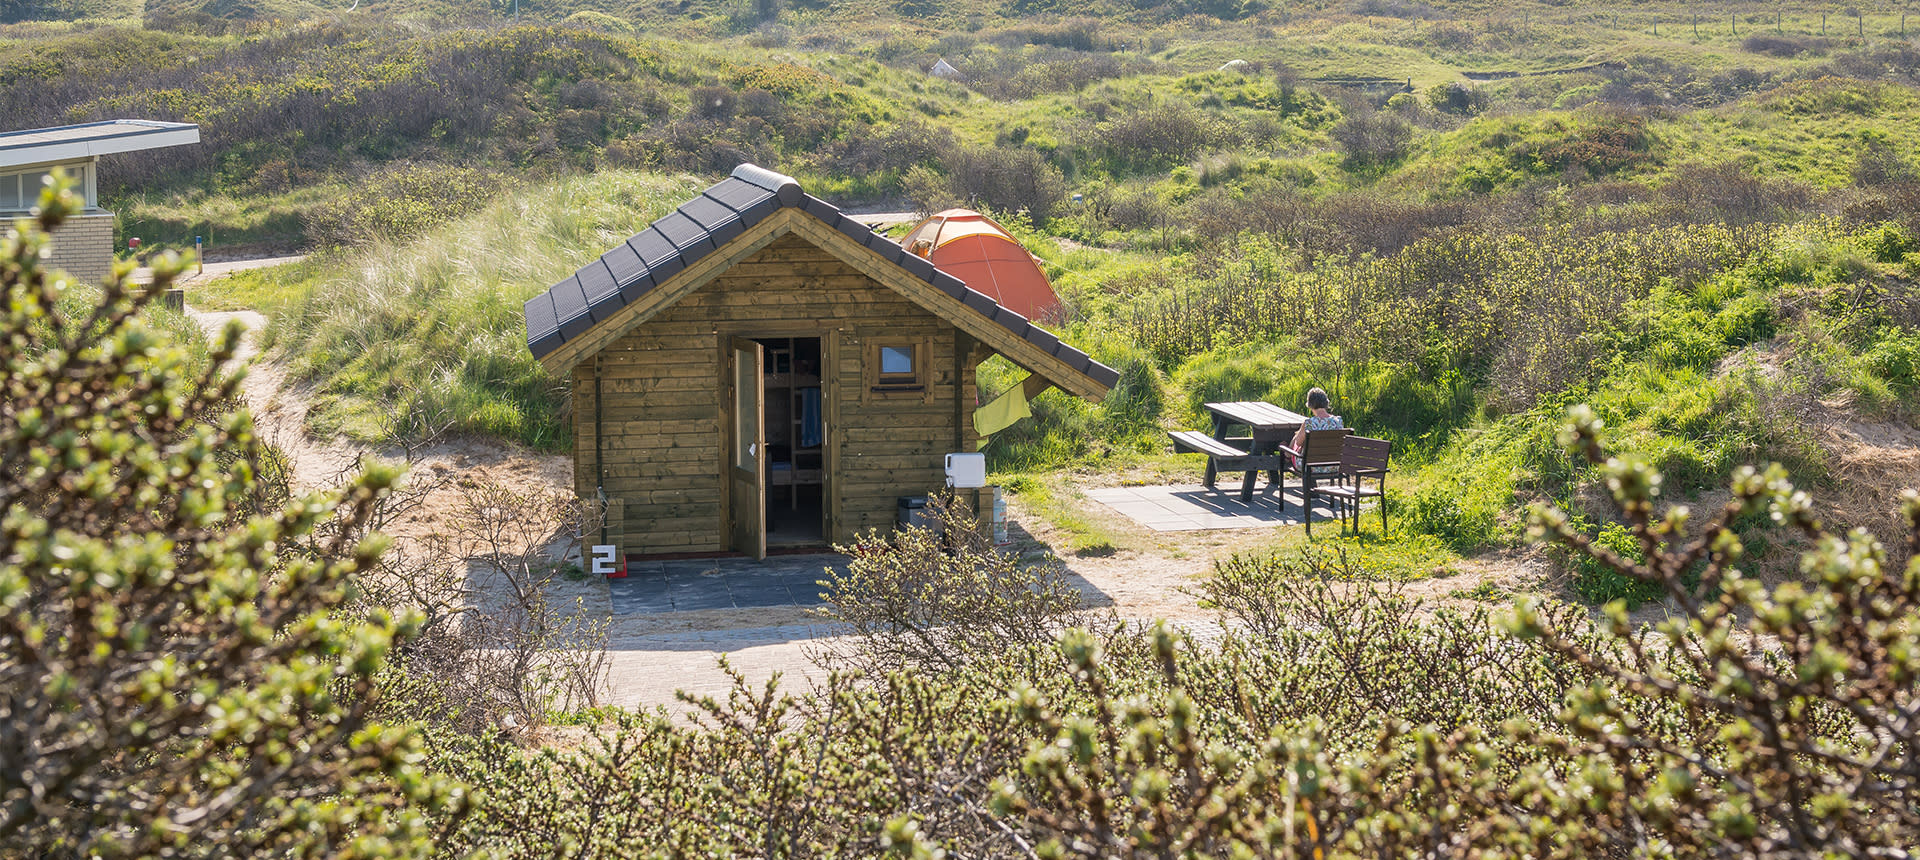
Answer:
203, 170, 704, 450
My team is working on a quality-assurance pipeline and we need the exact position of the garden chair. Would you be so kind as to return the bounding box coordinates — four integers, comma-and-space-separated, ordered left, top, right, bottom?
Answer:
1309, 436, 1392, 537
1278, 428, 1350, 517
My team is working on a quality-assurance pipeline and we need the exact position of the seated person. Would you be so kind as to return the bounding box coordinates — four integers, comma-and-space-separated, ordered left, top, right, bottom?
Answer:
1285, 387, 1344, 470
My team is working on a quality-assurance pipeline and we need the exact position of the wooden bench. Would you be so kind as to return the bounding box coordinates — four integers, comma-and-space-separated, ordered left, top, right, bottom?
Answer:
1170, 430, 1282, 502
1308, 435, 1391, 537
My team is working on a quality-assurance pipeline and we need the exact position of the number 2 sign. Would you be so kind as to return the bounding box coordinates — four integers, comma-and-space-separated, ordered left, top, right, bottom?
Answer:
590, 545, 625, 578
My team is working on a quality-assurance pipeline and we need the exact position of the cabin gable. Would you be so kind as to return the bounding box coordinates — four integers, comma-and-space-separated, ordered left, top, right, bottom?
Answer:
528, 164, 1119, 559
575, 233, 977, 553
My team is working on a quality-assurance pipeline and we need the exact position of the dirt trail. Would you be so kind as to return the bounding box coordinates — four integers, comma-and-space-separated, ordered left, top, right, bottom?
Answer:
190, 309, 365, 492
178, 255, 368, 490
136, 253, 309, 286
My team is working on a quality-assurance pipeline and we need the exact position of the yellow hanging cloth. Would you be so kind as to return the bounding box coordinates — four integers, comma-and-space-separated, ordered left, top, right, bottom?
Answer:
972, 382, 1032, 442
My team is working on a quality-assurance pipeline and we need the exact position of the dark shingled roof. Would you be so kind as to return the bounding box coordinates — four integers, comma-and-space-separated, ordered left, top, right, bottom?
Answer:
525, 164, 1120, 391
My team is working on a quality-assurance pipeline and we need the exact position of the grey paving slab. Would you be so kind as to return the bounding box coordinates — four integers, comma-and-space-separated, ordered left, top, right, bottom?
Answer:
1086, 484, 1355, 532
610, 554, 848, 613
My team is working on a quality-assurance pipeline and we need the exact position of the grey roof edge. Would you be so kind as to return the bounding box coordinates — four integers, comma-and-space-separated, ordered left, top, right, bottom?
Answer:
526, 163, 1120, 395
0, 120, 201, 169
0, 119, 198, 147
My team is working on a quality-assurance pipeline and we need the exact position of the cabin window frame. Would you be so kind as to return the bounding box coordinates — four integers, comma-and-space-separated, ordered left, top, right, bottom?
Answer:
866, 338, 929, 399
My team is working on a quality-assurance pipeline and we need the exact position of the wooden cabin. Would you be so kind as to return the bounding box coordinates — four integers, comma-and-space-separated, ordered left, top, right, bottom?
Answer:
525, 164, 1117, 559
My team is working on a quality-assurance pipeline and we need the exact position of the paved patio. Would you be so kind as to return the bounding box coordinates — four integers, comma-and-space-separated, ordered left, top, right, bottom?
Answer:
610, 554, 848, 613
1085, 484, 1352, 531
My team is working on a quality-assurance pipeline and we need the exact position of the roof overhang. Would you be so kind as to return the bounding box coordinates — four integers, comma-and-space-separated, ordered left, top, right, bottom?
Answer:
0, 120, 201, 170
526, 164, 1117, 401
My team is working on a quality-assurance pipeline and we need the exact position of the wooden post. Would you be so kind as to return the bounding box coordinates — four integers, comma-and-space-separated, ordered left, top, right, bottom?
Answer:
606, 498, 625, 554
1693, 14, 1700, 38
592, 357, 605, 541
952, 330, 971, 452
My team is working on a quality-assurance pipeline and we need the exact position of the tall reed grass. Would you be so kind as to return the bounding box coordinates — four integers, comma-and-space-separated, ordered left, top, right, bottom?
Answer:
228, 170, 703, 450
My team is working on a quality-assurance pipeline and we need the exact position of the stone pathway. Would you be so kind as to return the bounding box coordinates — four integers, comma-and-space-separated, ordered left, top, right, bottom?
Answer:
1085, 483, 1352, 531
609, 554, 846, 613
604, 621, 839, 711
134, 253, 306, 286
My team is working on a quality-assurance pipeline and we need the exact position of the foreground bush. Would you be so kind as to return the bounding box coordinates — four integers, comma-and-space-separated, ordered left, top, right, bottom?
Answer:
816, 493, 1094, 672
435, 408, 1920, 858
12, 183, 1920, 857
0, 176, 464, 856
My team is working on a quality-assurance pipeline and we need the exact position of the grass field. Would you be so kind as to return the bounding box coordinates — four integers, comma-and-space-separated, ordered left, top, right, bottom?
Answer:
19, 0, 1920, 585
201, 170, 702, 448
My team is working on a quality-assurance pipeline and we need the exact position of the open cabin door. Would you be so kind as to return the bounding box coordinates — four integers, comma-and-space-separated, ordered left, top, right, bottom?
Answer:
728, 337, 767, 560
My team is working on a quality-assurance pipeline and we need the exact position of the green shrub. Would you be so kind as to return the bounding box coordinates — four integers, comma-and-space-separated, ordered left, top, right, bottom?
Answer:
1858, 221, 1916, 263
1402, 484, 1499, 552
303, 163, 505, 247
1172, 339, 1304, 425
2, 179, 461, 856
1865, 329, 1920, 391
1710, 290, 1777, 346
1566, 520, 1662, 606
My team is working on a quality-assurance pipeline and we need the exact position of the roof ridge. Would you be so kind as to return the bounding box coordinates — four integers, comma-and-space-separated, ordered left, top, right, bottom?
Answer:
524, 164, 1119, 393
730, 164, 802, 203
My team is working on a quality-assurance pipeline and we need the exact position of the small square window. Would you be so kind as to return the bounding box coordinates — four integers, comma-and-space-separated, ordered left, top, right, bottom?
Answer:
879, 346, 914, 376
868, 340, 927, 395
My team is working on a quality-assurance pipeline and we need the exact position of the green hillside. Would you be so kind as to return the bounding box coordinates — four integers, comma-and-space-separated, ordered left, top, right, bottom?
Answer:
13, 5, 1920, 855
205, 170, 703, 447
10, 0, 1920, 566
8, 2, 1920, 253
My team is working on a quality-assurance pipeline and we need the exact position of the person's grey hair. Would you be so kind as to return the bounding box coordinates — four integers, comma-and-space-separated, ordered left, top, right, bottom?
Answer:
1306, 387, 1330, 410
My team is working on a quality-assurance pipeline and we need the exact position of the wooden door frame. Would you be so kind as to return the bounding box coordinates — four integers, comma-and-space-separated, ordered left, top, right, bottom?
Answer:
724, 336, 766, 560
719, 328, 835, 553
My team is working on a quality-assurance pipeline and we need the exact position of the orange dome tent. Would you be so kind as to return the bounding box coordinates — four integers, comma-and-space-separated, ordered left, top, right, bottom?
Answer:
900, 209, 1062, 322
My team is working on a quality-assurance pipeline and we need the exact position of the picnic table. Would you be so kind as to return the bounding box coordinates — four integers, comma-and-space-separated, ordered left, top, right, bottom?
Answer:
1169, 401, 1305, 503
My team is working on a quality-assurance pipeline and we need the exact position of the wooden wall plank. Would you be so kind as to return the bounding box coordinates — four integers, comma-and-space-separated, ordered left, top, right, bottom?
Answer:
574, 229, 987, 554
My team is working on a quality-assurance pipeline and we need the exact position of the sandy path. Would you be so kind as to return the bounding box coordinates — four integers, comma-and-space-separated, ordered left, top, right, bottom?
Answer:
180, 255, 366, 490
136, 253, 309, 286
191, 308, 366, 492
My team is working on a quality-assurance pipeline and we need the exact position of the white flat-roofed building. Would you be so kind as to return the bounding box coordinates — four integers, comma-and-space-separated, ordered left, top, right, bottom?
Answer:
1, 120, 201, 283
